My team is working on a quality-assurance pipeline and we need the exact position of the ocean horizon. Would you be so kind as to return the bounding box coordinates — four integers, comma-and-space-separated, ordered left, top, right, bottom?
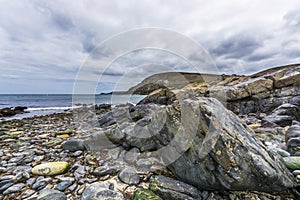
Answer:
0, 94, 145, 121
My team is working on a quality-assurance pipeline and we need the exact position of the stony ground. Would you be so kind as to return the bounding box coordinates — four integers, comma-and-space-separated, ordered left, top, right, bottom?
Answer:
0, 111, 148, 199
0, 108, 300, 200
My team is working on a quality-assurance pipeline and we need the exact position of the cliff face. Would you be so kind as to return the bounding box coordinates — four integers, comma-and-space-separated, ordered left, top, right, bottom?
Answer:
78, 64, 300, 198
133, 64, 300, 117
127, 72, 225, 95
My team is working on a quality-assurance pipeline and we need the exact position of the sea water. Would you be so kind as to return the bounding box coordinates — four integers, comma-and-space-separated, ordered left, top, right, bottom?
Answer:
0, 94, 145, 120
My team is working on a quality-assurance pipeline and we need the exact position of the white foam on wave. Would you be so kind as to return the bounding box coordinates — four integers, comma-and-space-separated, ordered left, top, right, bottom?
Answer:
26, 106, 81, 111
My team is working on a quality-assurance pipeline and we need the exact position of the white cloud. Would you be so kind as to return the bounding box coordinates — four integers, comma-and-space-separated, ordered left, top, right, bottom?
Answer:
0, 0, 300, 93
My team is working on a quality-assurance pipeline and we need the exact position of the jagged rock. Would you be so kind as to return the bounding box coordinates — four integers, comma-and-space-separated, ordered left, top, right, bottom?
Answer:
286, 125, 300, 155
127, 72, 220, 95
81, 182, 124, 200
84, 97, 295, 192
286, 125, 300, 142
165, 98, 295, 192
138, 88, 175, 105
274, 68, 300, 88
149, 175, 202, 200
263, 103, 300, 127
273, 103, 300, 121
263, 114, 294, 127
131, 64, 300, 116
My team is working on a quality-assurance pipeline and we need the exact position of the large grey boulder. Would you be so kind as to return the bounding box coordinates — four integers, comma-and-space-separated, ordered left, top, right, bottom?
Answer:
166, 98, 295, 192
83, 97, 295, 192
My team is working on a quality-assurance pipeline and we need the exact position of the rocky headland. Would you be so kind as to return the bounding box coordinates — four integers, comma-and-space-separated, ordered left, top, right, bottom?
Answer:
0, 64, 300, 199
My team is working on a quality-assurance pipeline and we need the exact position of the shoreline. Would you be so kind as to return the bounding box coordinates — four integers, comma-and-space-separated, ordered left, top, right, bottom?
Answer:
0, 64, 299, 199
0, 98, 299, 199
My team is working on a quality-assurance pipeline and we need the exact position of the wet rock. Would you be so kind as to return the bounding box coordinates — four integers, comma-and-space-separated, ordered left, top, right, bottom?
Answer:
138, 88, 175, 105
22, 189, 36, 199
118, 167, 140, 185
286, 125, 300, 155
74, 165, 86, 180
26, 177, 36, 185
274, 69, 300, 88
15, 171, 30, 182
292, 170, 300, 176
3, 183, 25, 195
124, 147, 140, 163
32, 162, 70, 176
286, 125, 300, 141
56, 177, 74, 183
287, 138, 300, 156
263, 114, 293, 127
283, 156, 300, 170
83, 130, 118, 151
37, 188, 67, 200
46, 138, 63, 147
55, 181, 73, 191
0, 175, 15, 183
0, 182, 13, 193
81, 182, 124, 200
272, 148, 290, 157
272, 103, 300, 121
32, 180, 47, 191
93, 165, 121, 177
98, 111, 117, 128
56, 129, 73, 135
71, 150, 83, 157
133, 188, 162, 200
149, 175, 202, 200
13, 165, 32, 174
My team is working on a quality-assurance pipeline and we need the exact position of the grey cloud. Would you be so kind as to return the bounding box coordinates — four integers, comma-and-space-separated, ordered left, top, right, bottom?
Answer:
1, 0, 300, 93
246, 52, 276, 62
283, 10, 300, 28
210, 34, 261, 59
51, 11, 74, 31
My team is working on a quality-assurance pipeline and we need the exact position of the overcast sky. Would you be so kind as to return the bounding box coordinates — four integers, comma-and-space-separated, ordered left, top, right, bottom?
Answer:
1, 0, 300, 93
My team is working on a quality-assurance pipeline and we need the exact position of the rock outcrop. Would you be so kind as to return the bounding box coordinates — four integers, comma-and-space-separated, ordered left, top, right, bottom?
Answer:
0, 106, 28, 118
133, 64, 300, 118
83, 97, 295, 192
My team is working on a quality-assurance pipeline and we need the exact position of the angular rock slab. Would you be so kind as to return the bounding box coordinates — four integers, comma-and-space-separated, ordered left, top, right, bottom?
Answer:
167, 98, 295, 192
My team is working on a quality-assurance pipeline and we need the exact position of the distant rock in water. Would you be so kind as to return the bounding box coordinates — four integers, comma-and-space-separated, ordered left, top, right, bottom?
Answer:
0, 106, 28, 117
